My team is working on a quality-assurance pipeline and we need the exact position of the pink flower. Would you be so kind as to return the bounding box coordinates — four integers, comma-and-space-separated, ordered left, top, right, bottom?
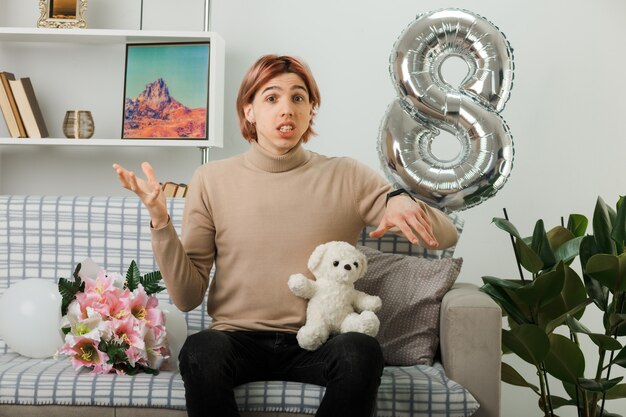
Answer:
60, 335, 112, 374
106, 288, 132, 320
146, 304, 165, 329
58, 261, 170, 375
85, 270, 116, 294
130, 285, 149, 320
113, 316, 146, 351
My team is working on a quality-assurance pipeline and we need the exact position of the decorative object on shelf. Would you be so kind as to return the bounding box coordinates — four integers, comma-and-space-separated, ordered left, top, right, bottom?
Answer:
378, 9, 515, 213
9, 77, 49, 138
37, 0, 87, 29
0, 278, 64, 358
480, 198, 626, 417
62, 109, 94, 138
122, 42, 211, 140
57, 259, 170, 375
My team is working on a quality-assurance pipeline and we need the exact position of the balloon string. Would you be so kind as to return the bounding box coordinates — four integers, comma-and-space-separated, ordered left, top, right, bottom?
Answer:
503, 208, 525, 283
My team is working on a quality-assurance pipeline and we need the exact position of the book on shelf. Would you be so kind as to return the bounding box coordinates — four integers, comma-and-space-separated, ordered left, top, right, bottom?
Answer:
8, 77, 49, 138
174, 183, 188, 198
0, 72, 27, 138
161, 182, 188, 198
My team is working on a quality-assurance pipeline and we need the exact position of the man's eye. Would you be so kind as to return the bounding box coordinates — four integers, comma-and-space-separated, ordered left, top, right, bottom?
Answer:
293, 95, 303, 102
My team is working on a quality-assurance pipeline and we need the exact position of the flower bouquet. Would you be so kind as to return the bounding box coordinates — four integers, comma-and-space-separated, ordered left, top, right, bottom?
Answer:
57, 259, 169, 375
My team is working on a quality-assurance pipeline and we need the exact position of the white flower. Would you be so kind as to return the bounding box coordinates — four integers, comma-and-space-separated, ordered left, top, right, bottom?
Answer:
108, 272, 126, 289
77, 258, 103, 280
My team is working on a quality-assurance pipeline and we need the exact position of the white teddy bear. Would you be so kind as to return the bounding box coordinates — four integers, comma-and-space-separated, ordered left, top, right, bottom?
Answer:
288, 241, 382, 351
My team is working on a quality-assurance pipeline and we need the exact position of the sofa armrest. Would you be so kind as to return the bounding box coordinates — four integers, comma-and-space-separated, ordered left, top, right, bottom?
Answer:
440, 282, 502, 417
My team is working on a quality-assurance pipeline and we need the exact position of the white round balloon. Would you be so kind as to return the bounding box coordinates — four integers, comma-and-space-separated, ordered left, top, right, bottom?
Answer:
0, 279, 64, 358
159, 301, 188, 371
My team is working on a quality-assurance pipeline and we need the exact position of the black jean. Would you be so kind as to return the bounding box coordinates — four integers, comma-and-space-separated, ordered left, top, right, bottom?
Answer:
178, 329, 384, 417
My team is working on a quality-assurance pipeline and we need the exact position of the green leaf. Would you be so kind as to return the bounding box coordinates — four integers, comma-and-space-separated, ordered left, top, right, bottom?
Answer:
140, 365, 160, 375
125, 260, 141, 291
608, 313, 626, 336
610, 346, 626, 369
579, 236, 610, 311
565, 315, 591, 333
539, 395, 575, 412
547, 226, 576, 252
580, 235, 600, 269
502, 324, 550, 366
531, 219, 557, 271
593, 196, 617, 255
577, 376, 623, 393
99, 339, 129, 365
58, 262, 85, 316
567, 214, 588, 237
561, 381, 581, 406
605, 383, 626, 400
493, 217, 523, 238
587, 333, 622, 351
481, 276, 523, 290
553, 236, 584, 265
600, 411, 624, 417
538, 264, 588, 331
480, 281, 531, 325
543, 299, 593, 335
501, 361, 540, 393
612, 195, 626, 250
515, 239, 544, 274
516, 263, 565, 310
492, 217, 544, 273
140, 270, 165, 295
543, 333, 585, 384
566, 316, 622, 351
586, 253, 626, 294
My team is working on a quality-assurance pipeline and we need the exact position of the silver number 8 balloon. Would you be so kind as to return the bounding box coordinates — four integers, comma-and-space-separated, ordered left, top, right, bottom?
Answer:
378, 9, 515, 212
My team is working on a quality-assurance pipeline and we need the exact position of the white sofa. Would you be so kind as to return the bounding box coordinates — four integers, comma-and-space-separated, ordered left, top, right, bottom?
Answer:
0, 196, 501, 417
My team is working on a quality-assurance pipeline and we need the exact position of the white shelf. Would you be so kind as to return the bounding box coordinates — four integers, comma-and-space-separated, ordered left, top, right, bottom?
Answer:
0, 27, 220, 44
0, 27, 225, 151
0, 137, 211, 147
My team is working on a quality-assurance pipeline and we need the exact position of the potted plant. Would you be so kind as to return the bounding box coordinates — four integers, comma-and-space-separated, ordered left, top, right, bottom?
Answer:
481, 197, 626, 417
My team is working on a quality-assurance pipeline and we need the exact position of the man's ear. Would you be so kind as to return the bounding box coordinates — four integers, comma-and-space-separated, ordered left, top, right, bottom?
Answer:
244, 104, 255, 124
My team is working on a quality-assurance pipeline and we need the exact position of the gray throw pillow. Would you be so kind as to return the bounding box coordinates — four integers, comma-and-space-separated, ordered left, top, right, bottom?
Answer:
355, 245, 463, 366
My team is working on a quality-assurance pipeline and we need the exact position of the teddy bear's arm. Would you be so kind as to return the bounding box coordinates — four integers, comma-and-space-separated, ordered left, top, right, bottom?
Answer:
288, 273, 317, 299
352, 291, 382, 313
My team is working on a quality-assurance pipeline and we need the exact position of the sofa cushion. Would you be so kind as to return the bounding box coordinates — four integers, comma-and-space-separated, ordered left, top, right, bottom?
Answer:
356, 246, 463, 366
0, 353, 478, 416
358, 212, 464, 260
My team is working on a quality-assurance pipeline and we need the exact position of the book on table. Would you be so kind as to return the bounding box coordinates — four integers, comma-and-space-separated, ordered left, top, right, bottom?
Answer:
0, 71, 27, 138
8, 77, 49, 138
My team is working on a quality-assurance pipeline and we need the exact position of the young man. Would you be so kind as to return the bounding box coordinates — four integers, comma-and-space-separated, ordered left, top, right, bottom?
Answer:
113, 55, 457, 417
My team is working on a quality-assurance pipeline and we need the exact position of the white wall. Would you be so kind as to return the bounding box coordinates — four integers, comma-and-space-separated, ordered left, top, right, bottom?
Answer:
2, 0, 626, 415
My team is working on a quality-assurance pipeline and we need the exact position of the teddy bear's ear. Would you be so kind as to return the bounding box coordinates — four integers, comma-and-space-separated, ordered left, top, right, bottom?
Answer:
356, 248, 368, 276
308, 243, 328, 272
